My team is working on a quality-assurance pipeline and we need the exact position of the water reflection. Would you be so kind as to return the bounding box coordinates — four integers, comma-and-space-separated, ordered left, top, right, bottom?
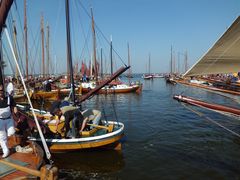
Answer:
53, 149, 125, 179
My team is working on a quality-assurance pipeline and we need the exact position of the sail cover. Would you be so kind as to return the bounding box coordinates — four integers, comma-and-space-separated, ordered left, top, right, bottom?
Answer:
184, 16, 240, 77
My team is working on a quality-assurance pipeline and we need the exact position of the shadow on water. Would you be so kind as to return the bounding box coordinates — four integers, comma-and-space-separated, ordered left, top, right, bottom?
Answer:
53, 149, 125, 179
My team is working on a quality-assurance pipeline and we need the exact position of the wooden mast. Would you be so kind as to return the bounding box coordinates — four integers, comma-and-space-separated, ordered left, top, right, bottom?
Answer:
24, 0, 29, 79
46, 23, 50, 76
12, 20, 19, 82
110, 36, 113, 75
148, 53, 151, 75
170, 45, 173, 74
91, 8, 98, 82
41, 14, 45, 77
184, 50, 188, 73
65, 0, 76, 104
127, 42, 132, 82
127, 43, 132, 78
0, 0, 14, 85
100, 47, 103, 78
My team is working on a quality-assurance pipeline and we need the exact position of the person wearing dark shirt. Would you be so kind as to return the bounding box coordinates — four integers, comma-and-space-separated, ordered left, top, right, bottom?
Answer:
0, 84, 18, 158
53, 106, 84, 138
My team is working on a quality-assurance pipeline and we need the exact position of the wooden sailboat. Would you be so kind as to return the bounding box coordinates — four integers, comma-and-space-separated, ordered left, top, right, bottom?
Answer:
81, 15, 141, 94
142, 53, 153, 79
0, 0, 57, 179
25, 0, 129, 152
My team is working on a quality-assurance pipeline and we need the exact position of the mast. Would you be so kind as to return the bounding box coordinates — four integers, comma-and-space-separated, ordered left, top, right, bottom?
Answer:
170, 45, 173, 74
41, 14, 45, 77
127, 42, 131, 83
148, 53, 151, 75
0, 0, 14, 85
12, 20, 19, 82
65, 0, 76, 104
24, 0, 28, 79
91, 8, 97, 82
184, 50, 188, 73
110, 36, 113, 75
46, 23, 50, 76
0, 38, 3, 86
100, 47, 103, 78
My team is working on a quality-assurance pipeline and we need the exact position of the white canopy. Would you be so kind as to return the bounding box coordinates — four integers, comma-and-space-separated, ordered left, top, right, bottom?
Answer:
184, 16, 240, 77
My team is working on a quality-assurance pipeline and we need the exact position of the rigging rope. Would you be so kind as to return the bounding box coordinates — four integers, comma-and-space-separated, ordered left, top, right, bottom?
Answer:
4, 28, 53, 164
181, 103, 240, 138
77, 1, 127, 67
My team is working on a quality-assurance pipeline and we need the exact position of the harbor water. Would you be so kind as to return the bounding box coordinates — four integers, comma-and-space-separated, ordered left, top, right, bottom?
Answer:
52, 75, 240, 179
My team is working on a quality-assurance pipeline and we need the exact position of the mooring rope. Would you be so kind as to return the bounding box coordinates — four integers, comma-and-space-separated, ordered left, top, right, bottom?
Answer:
181, 103, 240, 138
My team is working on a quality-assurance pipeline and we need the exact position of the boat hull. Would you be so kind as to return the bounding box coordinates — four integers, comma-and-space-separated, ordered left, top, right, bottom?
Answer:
29, 121, 124, 153
81, 83, 141, 94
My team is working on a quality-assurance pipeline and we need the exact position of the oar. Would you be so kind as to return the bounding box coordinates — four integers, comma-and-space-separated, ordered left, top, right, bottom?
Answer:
0, 159, 40, 177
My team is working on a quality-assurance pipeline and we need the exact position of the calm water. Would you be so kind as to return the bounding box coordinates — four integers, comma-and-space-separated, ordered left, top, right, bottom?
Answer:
51, 76, 240, 179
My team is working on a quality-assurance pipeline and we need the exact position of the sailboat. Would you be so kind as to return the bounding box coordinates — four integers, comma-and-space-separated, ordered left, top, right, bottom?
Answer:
174, 16, 240, 115
142, 53, 153, 79
0, 0, 57, 179
25, 0, 129, 152
81, 13, 142, 94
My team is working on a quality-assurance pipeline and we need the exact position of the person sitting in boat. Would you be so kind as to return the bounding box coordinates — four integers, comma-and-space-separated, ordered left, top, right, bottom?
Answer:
0, 84, 18, 158
52, 106, 84, 138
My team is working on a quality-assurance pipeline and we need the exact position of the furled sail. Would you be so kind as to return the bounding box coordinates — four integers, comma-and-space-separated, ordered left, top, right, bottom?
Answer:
184, 16, 240, 77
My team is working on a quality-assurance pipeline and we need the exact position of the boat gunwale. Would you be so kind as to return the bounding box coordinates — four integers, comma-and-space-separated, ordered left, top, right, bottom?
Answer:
29, 121, 124, 143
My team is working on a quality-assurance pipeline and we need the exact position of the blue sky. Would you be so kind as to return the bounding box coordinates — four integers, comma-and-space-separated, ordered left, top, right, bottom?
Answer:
3, 0, 240, 74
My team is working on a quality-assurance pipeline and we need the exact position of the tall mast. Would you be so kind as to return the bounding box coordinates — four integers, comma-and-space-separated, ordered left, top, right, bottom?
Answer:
91, 8, 97, 82
170, 45, 172, 74
0, 0, 14, 86
46, 23, 50, 76
65, 0, 75, 104
127, 42, 131, 83
184, 50, 188, 73
13, 20, 19, 81
24, 0, 28, 79
41, 14, 45, 77
148, 53, 151, 75
110, 36, 113, 75
0, 38, 3, 86
100, 47, 103, 78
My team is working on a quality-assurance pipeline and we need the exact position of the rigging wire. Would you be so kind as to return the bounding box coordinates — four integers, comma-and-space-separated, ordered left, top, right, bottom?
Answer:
12, 3, 26, 75
74, 1, 92, 66
77, 1, 127, 67
2, 42, 15, 74
100, 95, 108, 122
181, 102, 240, 138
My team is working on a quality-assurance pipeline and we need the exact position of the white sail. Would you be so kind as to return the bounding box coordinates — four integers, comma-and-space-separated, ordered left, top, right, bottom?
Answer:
184, 16, 240, 77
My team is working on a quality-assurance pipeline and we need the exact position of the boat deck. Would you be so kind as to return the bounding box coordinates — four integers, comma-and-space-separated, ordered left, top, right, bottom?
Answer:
0, 139, 43, 179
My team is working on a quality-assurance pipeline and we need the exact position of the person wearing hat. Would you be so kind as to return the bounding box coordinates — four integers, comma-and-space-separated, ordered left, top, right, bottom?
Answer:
0, 84, 18, 158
